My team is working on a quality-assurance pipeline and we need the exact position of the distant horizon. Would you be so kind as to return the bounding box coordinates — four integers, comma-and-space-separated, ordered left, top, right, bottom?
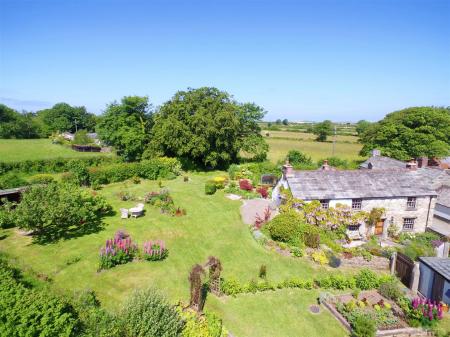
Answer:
1, 0, 449, 122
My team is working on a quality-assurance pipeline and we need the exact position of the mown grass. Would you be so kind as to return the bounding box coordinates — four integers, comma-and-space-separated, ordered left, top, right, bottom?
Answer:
265, 137, 365, 163
0, 173, 350, 336
262, 130, 359, 143
0, 139, 114, 162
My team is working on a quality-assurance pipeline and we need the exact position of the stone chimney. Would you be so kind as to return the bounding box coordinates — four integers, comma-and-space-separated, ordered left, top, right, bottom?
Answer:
371, 149, 381, 157
417, 157, 428, 168
282, 160, 294, 179
320, 160, 331, 171
406, 159, 418, 170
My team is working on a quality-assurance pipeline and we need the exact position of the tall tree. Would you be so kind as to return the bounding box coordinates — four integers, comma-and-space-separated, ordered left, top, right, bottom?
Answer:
37, 103, 96, 135
147, 87, 267, 168
313, 120, 333, 142
0, 104, 41, 139
355, 120, 372, 136
96, 96, 153, 161
360, 107, 450, 160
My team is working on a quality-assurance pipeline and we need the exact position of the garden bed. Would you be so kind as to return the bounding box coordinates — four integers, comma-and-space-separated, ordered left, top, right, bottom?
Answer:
323, 291, 428, 337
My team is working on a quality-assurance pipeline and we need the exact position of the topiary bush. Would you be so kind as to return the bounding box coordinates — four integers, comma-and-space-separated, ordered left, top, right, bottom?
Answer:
120, 288, 185, 337
267, 211, 303, 242
205, 181, 217, 195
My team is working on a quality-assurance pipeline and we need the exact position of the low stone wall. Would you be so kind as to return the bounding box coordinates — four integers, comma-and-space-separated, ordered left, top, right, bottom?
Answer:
340, 256, 389, 270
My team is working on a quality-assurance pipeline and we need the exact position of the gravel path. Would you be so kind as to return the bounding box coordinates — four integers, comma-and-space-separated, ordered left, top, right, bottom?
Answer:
240, 199, 277, 225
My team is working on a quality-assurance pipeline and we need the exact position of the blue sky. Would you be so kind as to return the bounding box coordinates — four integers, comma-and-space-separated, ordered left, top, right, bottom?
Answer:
1, 0, 449, 121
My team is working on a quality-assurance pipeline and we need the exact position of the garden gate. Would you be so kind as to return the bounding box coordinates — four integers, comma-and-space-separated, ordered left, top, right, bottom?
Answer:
395, 252, 414, 287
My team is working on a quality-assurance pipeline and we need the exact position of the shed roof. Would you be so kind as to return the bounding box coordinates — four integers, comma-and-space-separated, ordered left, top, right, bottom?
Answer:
419, 257, 450, 281
359, 156, 406, 170
287, 169, 437, 200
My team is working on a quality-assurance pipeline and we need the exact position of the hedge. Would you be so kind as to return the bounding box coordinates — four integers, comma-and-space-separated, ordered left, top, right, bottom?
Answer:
0, 156, 119, 175
87, 157, 181, 185
0, 258, 81, 337
221, 269, 394, 296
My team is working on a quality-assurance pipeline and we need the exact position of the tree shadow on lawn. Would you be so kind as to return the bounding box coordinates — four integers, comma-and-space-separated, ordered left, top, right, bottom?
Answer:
30, 211, 115, 245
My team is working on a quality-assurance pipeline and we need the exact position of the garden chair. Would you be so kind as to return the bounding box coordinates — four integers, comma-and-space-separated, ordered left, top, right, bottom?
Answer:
120, 208, 129, 219
130, 203, 144, 218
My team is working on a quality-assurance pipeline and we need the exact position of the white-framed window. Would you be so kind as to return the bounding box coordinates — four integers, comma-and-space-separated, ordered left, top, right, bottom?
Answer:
406, 197, 417, 210
403, 218, 415, 231
352, 199, 362, 210
348, 224, 360, 231
320, 200, 329, 209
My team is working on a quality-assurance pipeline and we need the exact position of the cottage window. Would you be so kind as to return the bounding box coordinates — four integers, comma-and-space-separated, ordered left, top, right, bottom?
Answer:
352, 199, 362, 210
406, 197, 417, 210
348, 224, 360, 231
320, 200, 329, 209
403, 218, 415, 231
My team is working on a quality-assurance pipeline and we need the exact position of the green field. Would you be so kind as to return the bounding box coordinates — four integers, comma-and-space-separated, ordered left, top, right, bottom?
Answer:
0, 139, 114, 162
265, 137, 365, 163
262, 130, 359, 143
0, 173, 349, 337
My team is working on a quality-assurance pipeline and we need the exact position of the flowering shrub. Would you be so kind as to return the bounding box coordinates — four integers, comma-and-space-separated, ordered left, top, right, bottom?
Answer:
212, 176, 227, 189
409, 297, 443, 327
144, 189, 185, 216
256, 186, 268, 198
239, 179, 253, 191
311, 250, 329, 265
143, 240, 168, 261
99, 230, 137, 270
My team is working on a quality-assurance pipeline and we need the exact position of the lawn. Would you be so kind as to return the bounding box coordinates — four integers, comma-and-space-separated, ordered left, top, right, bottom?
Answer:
0, 173, 349, 336
262, 130, 359, 143
265, 137, 365, 163
0, 139, 114, 162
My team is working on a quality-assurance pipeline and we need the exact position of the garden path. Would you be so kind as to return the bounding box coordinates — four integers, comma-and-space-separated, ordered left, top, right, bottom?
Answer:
240, 199, 277, 225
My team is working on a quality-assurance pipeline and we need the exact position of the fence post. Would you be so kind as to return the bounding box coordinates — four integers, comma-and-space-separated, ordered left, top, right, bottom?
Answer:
390, 251, 397, 275
410, 262, 420, 294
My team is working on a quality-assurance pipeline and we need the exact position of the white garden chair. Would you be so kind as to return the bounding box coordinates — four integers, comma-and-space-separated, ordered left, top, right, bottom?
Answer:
120, 208, 129, 219
130, 203, 144, 218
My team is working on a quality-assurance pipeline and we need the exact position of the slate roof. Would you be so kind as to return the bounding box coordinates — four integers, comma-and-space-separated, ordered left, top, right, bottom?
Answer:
287, 169, 437, 200
419, 257, 450, 281
416, 168, 450, 190
437, 186, 450, 208
359, 156, 406, 170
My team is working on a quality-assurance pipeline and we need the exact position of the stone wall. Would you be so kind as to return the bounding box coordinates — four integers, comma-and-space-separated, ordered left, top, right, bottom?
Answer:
341, 256, 389, 270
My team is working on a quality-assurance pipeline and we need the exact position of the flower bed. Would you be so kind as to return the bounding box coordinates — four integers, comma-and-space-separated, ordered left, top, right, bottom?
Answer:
143, 240, 168, 261
323, 290, 444, 337
99, 230, 137, 270
144, 189, 186, 216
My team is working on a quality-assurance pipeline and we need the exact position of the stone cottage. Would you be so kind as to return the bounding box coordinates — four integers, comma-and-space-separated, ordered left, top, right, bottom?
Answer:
273, 161, 438, 237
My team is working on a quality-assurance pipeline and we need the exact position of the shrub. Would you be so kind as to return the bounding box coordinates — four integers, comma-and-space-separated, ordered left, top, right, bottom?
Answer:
0, 199, 16, 229
352, 315, 376, 337
179, 307, 226, 337
28, 173, 55, 184
120, 288, 185, 337
267, 211, 302, 242
132, 175, 141, 184
378, 280, 402, 301
256, 186, 268, 198
259, 265, 267, 279
73, 130, 92, 145
205, 181, 217, 195
286, 150, 314, 169
355, 269, 379, 290
311, 250, 329, 265
290, 246, 303, 257
212, 176, 227, 189
304, 232, 320, 248
221, 278, 243, 296
99, 231, 138, 270
143, 240, 168, 261
67, 159, 90, 186
239, 179, 253, 191
0, 172, 28, 189
13, 183, 111, 242
0, 258, 80, 336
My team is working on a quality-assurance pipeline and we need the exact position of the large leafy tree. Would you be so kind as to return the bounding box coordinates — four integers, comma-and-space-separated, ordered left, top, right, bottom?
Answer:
147, 87, 267, 168
97, 96, 153, 161
37, 102, 96, 135
0, 104, 41, 138
313, 120, 333, 142
360, 107, 450, 160
355, 120, 372, 136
